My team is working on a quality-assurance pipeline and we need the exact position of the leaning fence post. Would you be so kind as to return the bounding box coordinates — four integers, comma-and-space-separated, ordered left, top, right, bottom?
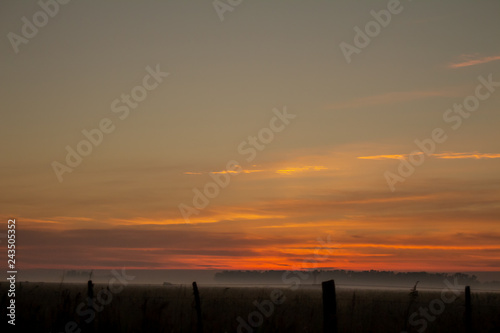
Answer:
322, 279, 338, 333
465, 286, 472, 333
403, 281, 419, 332
192, 281, 203, 333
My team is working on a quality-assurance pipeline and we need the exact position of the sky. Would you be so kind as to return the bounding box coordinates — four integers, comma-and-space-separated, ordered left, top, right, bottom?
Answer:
1, 0, 500, 276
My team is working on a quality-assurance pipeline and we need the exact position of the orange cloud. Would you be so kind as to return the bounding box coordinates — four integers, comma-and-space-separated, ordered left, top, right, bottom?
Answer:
18, 224, 500, 271
433, 152, 500, 159
184, 168, 265, 175
184, 165, 328, 176
358, 152, 500, 160
448, 54, 500, 69
109, 209, 287, 226
213, 170, 265, 174
341, 243, 500, 251
276, 166, 328, 175
358, 154, 419, 160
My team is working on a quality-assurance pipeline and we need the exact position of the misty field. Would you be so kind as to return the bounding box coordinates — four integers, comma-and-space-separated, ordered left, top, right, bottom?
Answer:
4, 282, 500, 332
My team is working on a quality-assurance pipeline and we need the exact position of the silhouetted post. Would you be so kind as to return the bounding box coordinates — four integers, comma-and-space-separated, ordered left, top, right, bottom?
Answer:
403, 281, 419, 332
322, 280, 338, 333
465, 286, 472, 333
192, 282, 203, 333
86, 279, 95, 332
87, 279, 94, 308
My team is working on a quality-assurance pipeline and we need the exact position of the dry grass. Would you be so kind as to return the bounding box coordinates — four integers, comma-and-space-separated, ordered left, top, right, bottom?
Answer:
3, 282, 500, 332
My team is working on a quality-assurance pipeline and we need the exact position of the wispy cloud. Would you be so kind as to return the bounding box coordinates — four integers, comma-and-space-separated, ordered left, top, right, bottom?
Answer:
276, 166, 328, 175
358, 152, 500, 160
109, 210, 287, 226
14, 178, 500, 271
183, 170, 263, 175
433, 152, 500, 159
448, 54, 500, 69
212, 169, 264, 174
184, 165, 328, 176
358, 154, 414, 160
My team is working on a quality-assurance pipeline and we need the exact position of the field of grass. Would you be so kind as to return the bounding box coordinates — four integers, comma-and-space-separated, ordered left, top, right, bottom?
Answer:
3, 282, 500, 332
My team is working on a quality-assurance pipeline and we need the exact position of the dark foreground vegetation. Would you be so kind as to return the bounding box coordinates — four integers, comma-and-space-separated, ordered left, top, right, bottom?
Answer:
3, 282, 500, 332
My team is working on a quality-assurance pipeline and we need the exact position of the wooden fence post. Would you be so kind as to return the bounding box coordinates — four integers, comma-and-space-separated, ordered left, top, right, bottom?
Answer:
403, 281, 419, 332
322, 279, 338, 333
192, 281, 203, 333
465, 286, 472, 333
87, 279, 94, 308
87, 279, 95, 332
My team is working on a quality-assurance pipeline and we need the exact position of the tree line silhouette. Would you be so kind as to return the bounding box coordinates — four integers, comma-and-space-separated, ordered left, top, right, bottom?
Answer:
215, 270, 500, 289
